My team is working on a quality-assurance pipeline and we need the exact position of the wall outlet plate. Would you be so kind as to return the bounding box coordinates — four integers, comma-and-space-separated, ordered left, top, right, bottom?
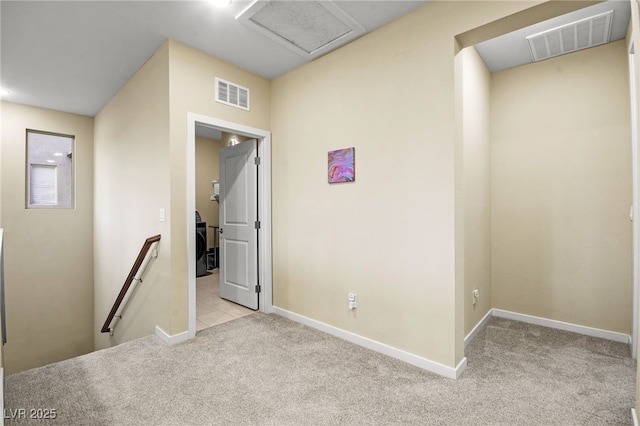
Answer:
348, 293, 357, 309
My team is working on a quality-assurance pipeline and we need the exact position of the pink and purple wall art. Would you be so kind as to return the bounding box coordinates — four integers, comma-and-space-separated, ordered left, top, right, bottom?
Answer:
328, 147, 355, 184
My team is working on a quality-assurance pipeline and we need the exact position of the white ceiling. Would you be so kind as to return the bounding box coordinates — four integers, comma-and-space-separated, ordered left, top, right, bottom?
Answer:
0, 0, 631, 119
0, 0, 430, 117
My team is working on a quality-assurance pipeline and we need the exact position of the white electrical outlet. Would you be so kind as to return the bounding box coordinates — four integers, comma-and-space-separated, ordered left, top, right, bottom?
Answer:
348, 293, 357, 310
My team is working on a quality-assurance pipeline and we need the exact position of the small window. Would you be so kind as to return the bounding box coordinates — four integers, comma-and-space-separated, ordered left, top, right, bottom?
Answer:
26, 130, 74, 209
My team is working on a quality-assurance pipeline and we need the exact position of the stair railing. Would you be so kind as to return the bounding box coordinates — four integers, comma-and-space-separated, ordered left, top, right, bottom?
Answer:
101, 234, 161, 334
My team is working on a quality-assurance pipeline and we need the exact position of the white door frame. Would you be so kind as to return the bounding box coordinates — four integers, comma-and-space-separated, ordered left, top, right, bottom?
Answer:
186, 112, 273, 338
629, 42, 639, 359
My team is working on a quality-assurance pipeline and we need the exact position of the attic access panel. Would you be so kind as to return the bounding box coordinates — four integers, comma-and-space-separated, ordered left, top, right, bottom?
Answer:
236, 0, 365, 59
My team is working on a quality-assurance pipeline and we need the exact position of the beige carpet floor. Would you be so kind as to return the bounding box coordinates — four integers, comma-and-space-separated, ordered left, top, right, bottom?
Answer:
4, 313, 636, 425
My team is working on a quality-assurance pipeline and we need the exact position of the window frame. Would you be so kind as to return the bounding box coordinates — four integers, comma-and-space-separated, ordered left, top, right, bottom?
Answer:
25, 129, 75, 209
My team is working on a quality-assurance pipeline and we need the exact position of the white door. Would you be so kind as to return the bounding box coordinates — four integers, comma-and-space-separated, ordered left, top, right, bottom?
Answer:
219, 139, 259, 310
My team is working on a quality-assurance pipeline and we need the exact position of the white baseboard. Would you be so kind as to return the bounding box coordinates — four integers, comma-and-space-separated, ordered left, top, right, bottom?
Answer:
155, 326, 190, 345
632, 408, 638, 426
492, 309, 631, 344
464, 309, 493, 348
272, 306, 466, 380
270, 307, 628, 379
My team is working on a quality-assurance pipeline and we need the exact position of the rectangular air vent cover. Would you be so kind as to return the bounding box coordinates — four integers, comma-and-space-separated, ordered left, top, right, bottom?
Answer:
236, 0, 364, 59
527, 10, 613, 62
216, 78, 250, 111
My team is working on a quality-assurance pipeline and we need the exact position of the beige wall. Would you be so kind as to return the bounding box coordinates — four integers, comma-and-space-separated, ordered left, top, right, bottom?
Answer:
491, 40, 632, 334
1, 102, 94, 374
93, 39, 271, 345
93, 43, 171, 349
271, 1, 537, 368
195, 136, 223, 247
461, 47, 493, 336
2, 0, 632, 384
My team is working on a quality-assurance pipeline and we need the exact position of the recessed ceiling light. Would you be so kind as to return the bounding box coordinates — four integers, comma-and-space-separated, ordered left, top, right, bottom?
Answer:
209, 0, 232, 7
0, 88, 10, 97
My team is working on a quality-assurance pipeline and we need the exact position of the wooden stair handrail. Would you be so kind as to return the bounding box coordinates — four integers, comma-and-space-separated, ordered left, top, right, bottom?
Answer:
101, 234, 161, 334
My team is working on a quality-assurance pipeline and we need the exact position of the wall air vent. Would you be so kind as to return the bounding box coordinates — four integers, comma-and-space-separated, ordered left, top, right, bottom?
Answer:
236, 0, 365, 59
526, 10, 614, 62
216, 78, 250, 111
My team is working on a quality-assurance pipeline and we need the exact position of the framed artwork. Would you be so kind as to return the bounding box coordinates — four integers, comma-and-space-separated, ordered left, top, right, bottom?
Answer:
328, 147, 355, 184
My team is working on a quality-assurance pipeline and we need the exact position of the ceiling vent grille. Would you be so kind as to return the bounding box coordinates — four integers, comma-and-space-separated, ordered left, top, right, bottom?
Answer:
216, 78, 250, 111
526, 10, 613, 62
236, 0, 365, 59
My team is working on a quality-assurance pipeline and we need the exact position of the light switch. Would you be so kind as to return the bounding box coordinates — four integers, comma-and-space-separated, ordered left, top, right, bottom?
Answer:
159, 208, 166, 222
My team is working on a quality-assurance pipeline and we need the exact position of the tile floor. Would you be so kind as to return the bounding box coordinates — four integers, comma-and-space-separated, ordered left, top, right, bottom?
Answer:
196, 268, 255, 331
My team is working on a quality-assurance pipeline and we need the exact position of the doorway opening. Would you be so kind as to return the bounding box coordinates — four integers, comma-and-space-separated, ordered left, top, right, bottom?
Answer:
458, 2, 635, 357
194, 134, 256, 331
186, 112, 272, 339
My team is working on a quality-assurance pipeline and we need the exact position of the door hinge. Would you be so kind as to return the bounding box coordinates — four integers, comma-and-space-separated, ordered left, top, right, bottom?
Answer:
255, 284, 261, 293
255, 220, 261, 229
254, 156, 260, 166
